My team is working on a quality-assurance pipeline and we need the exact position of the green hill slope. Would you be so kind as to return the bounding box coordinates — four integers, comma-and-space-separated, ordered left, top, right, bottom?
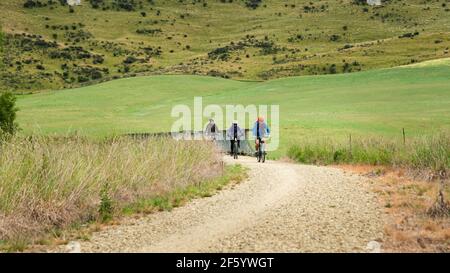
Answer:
1, 0, 450, 91
17, 59, 450, 156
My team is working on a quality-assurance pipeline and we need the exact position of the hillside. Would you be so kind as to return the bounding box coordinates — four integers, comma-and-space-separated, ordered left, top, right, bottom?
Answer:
1, 0, 450, 92
17, 59, 450, 156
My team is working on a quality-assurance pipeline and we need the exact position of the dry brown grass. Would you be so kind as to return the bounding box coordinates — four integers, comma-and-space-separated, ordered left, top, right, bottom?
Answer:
341, 165, 450, 252
0, 135, 222, 250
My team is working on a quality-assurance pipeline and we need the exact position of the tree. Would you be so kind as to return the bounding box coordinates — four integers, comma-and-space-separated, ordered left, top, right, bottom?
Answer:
0, 92, 19, 135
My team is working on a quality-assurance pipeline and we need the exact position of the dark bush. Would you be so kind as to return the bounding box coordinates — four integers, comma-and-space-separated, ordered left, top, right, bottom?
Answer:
91, 70, 103, 80
136, 28, 162, 35
257, 41, 279, 55
93, 55, 104, 64
246, 0, 262, 9
0, 92, 19, 135
89, 0, 104, 9
112, 0, 137, 11
123, 56, 138, 64
399, 32, 419, 39
77, 75, 89, 83
329, 34, 340, 42
328, 64, 337, 74
208, 46, 232, 61
24, 0, 37, 8
23, 0, 46, 8
33, 38, 57, 48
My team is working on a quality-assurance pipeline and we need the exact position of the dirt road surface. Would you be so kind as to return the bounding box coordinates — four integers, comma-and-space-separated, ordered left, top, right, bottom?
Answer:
79, 156, 383, 253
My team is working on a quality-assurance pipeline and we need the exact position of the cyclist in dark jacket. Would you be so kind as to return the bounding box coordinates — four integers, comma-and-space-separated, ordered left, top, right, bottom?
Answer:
226, 121, 244, 155
204, 119, 219, 140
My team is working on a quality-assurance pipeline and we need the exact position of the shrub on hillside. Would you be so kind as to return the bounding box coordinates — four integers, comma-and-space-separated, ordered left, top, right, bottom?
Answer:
246, 0, 262, 9
257, 41, 279, 55
136, 28, 162, 35
73, 65, 105, 82
123, 56, 138, 64
352, 0, 368, 5
112, 0, 137, 11
399, 32, 419, 39
23, 0, 46, 9
93, 55, 104, 64
89, 0, 105, 9
329, 34, 341, 42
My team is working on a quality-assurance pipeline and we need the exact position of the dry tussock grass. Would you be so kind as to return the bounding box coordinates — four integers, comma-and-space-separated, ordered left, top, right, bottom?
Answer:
343, 165, 450, 252
0, 135, 221, 247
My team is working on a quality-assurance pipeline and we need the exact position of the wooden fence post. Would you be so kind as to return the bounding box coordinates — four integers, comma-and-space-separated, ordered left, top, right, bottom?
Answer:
349, 134, 352, 157
402, 128, 406, 145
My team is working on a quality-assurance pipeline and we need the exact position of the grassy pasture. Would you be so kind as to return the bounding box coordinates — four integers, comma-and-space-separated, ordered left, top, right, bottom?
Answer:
16, 59, 450, 157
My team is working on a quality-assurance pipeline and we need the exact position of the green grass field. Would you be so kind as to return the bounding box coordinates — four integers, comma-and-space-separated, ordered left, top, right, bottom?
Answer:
1, 0, 450, 91
17, 58, 450, 157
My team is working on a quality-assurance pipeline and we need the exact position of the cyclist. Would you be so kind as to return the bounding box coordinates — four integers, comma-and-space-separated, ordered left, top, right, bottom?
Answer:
226, 121, 244, 155
252, 116, 270, 156
204, 119, 219, 140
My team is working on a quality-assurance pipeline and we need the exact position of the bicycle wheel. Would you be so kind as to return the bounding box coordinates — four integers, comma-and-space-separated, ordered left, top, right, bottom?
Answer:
261, 143, 266, 163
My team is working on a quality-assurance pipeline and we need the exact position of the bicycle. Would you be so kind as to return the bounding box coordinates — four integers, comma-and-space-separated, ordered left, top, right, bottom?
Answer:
256, 137, 266, 163
232, 137, 239, 159
210, 133, 217, 142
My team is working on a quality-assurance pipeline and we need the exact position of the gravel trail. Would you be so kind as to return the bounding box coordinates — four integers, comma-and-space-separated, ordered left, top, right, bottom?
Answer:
80, 156, 383, 253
